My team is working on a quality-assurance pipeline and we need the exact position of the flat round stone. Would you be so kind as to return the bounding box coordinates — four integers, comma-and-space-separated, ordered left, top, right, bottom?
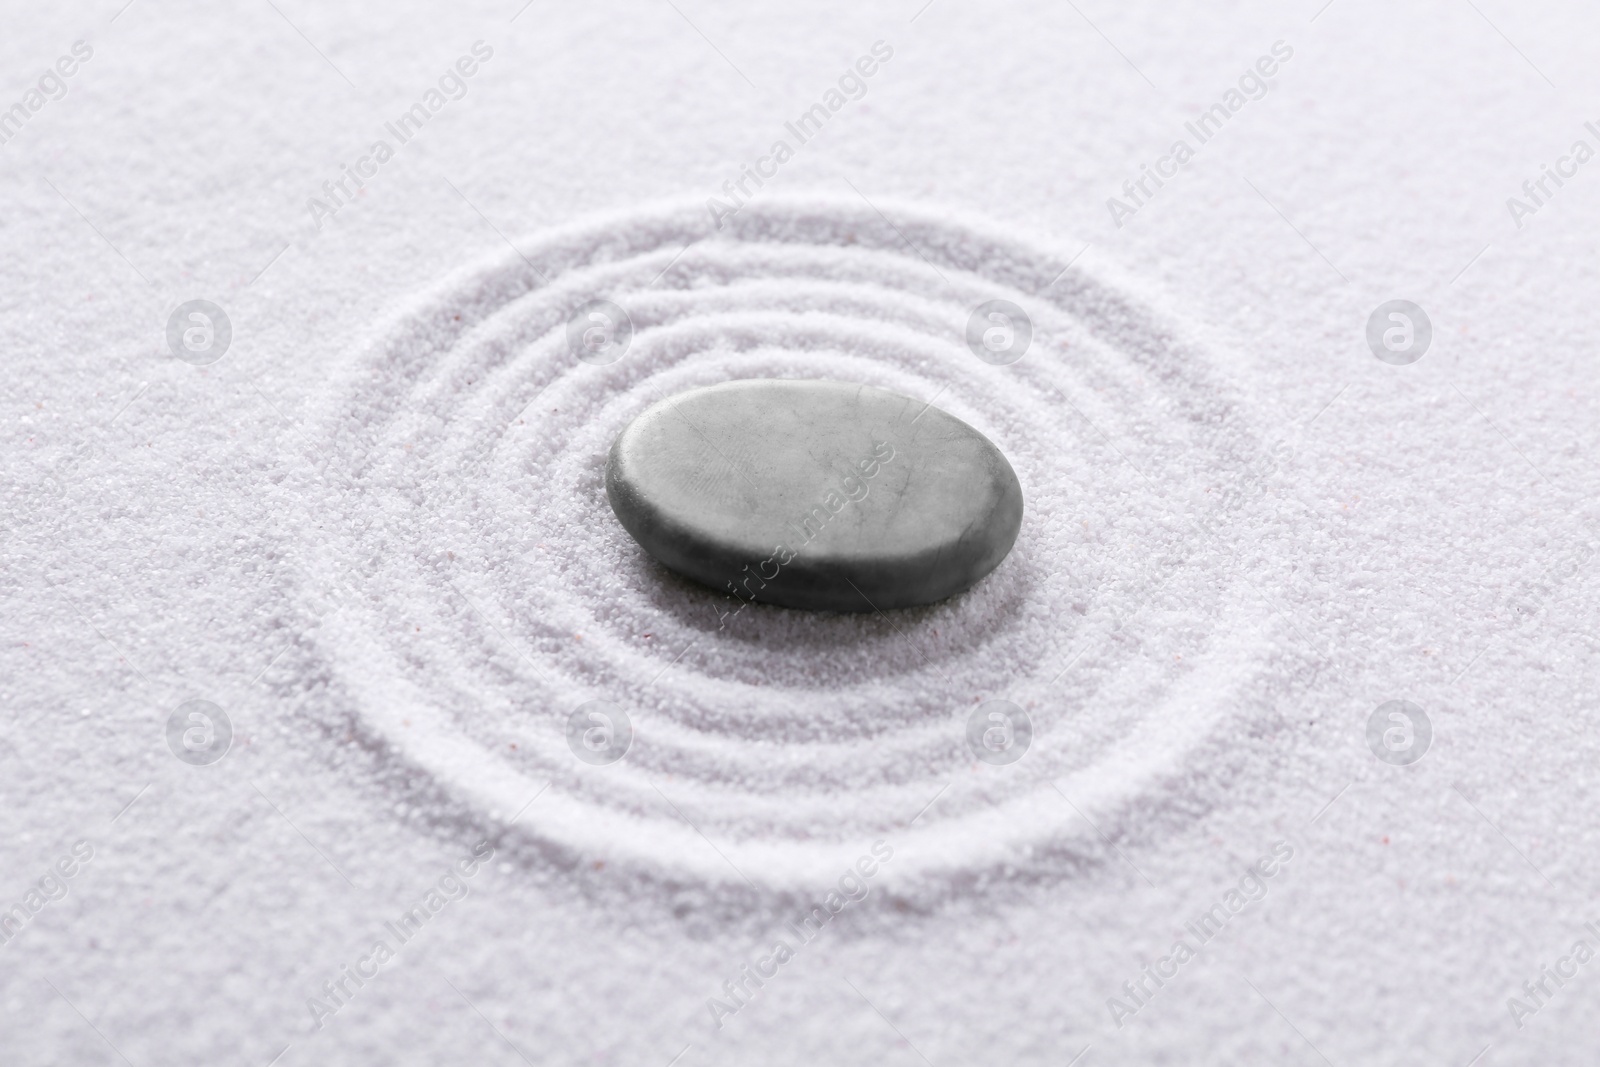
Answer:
605, 379, 1023, 611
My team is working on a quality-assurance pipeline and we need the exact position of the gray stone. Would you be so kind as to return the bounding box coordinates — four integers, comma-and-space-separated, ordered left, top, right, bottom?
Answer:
604, 379, 1023, 611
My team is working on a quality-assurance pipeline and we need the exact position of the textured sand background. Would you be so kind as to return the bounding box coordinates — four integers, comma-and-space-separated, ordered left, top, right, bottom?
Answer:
6, 0, 1600, 1064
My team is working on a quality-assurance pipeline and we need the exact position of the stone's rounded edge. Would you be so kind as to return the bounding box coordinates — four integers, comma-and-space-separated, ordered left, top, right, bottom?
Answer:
959, 446, 1025, 591
851, 451, 1022, 611
793, 439, 1022, 611
843, 396, 1025, 609
606, 396, 793, 604
602, 429, 637, 545
603, 378, 1025, 613
605, 410, 738, 600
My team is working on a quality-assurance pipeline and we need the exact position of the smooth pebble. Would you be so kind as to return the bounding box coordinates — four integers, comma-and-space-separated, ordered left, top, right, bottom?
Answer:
604, 379, 1023, 611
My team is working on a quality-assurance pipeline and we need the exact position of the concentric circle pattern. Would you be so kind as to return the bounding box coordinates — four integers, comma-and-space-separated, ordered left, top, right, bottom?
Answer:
303, 199, 1279, 904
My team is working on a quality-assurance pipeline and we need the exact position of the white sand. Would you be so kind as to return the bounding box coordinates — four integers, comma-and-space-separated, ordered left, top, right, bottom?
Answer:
6, 1, 1600, 1064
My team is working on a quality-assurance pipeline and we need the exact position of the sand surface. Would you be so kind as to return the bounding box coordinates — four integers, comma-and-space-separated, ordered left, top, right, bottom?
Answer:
5, 1, 1600, 1063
